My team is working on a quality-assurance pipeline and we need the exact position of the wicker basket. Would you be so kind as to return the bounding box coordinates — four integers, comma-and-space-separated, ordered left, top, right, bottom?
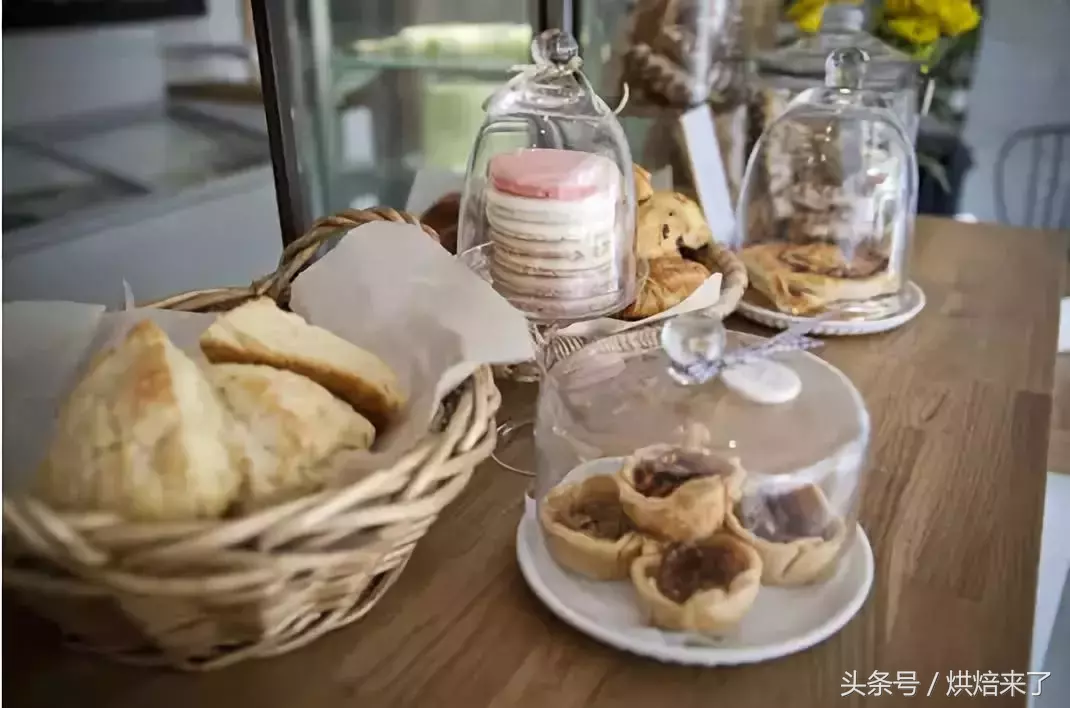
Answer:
2, 208, 501, 671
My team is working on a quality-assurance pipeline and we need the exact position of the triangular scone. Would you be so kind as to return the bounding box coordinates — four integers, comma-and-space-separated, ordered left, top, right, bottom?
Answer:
199, 298, 405, 430
209, 364, 375, 511
34, 320, 242, 521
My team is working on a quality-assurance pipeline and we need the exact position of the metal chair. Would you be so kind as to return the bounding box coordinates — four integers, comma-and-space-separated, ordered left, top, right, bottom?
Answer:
995, 123, 1070, 230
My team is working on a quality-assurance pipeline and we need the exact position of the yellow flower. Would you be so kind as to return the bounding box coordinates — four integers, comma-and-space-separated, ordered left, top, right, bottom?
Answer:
883, 0, 915, 16
937, 1, 981, 36
787, 0, 828, 22
886, 16, 942, 45
795, 5, 827, 34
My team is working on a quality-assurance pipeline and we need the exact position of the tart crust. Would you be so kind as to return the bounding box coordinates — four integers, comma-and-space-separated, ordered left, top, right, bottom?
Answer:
631, 534, 762, 636
539, 475, 645, 581
725, 483, 847, 586
616, 445, 746, 542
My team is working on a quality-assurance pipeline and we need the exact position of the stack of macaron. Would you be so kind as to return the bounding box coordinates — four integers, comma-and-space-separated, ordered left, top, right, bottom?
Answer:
485, 148, 630, 321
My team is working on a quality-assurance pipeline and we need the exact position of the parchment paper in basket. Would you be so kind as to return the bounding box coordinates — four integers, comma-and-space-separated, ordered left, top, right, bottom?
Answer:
288, 220, 534, 481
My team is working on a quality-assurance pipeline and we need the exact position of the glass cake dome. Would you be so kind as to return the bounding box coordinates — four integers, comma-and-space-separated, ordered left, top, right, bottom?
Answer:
531, 313, 869, 627
735, 47, 917, 320
457, 29, 637, 323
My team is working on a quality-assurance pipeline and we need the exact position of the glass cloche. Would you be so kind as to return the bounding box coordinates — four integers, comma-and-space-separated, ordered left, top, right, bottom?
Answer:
754, 3, 921, 140
531, 314, 869, 633
735, 47, 917, 319
457, 29, 637, 324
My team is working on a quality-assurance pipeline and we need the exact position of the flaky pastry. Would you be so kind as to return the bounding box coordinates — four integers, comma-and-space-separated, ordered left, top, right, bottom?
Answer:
631, 534, 762, 636
618, 257, 710, 320
725, 483, 847, 586
617, 445, 746, 542
739, 241, 897, 316
539, 475, 645, 581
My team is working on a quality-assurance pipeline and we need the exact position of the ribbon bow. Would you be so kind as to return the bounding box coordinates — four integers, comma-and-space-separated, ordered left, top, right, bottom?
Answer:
671, 319, 825, 385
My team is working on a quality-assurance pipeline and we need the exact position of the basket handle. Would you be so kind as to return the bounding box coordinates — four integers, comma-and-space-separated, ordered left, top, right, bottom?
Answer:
704, 240, 748, 319
143, 207, 440, 312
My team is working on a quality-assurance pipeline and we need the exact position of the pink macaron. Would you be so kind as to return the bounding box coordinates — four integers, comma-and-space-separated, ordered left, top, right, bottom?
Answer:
488, 148, 618, 201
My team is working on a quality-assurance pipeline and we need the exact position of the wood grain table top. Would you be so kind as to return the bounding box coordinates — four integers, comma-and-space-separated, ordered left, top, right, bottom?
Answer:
5, 217, 1066, 707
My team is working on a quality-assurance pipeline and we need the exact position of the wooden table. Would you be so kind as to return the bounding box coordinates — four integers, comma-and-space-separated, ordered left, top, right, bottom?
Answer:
6, 217, 1066, 707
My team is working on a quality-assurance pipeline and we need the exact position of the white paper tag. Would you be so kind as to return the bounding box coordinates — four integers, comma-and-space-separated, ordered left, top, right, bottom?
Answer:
721, 359, 801, 405
405, 167, 465, 215
678, 104, 736, 243
650, 166, 674, 192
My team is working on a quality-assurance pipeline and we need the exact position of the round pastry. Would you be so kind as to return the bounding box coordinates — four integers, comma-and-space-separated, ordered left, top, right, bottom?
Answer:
617, 444, 746, 542
420, 192, 460, 254
631, 534, 762, 636
725, 483, 848, 586
636, 191, 712, 259
739, 241, 896, 316
539, 475, 645, 580
618, 256, 709, 320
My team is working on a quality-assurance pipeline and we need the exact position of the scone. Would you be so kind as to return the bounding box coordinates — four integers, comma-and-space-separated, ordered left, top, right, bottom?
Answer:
618, 257, 709, 320
539, 475, 645, 581
631, 534, 762, 636
739, 241, 897, 316
635, 191, 712, 259
209, 364, 376, 511
617, 445, 746, 542
725, 483, 848, 586
200, 298, 405, 430
34, 320, 243, 521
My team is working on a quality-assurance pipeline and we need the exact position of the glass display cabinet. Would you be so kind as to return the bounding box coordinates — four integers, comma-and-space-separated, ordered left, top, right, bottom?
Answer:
252, 0, 746, 244
253, 0, 584, 242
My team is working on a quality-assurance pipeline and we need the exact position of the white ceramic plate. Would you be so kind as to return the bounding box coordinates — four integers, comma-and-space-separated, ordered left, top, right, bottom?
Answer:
736, 281, 926, 336
517, 458, 875, 666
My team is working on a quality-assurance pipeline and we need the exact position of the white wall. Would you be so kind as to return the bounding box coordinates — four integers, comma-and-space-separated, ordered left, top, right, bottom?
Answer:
960, 0, 1070, 226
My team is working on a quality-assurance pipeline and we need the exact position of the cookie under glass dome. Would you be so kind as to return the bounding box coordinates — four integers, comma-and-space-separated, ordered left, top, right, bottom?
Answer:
456, 29, 637, 324
532, 313, 869, 609
735, 47, 917, 320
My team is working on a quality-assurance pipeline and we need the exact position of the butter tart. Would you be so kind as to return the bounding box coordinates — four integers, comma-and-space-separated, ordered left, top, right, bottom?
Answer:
739, 241, 897, 316
617, 445, 746, 542
631, 534, 762, 636
539, 475, 645, 581
725, 483, 847, 586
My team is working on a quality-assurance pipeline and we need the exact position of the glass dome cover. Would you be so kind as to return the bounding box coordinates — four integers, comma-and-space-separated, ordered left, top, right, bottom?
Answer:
755, 3, 921, 138
457, 29, 637, 323
736, 47, 918, 319
532, 313, 869, 615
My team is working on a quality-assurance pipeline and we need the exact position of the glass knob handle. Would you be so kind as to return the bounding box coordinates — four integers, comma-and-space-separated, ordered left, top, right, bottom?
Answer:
825, 47, 870, 90
661, 312, 728, 386
532, 28, 579, 67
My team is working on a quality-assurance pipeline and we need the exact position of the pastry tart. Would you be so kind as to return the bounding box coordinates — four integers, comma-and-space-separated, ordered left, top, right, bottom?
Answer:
725, 483, 847, 586
617, 445, 746, 542
631, 534, 762, 636
539, 475, 645, 580
739, 241, 897, 316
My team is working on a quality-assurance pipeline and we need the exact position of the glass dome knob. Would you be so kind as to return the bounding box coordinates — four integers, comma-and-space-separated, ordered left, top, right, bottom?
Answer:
825, 47, 870, 90
661, 312, 728, 385
532, 28, 579, 67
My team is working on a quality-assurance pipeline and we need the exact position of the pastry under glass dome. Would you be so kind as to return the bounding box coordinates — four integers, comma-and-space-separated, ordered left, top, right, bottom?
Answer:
457, 29, 637, 324
532, 313, 870, 624
734, 47, 918, 320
